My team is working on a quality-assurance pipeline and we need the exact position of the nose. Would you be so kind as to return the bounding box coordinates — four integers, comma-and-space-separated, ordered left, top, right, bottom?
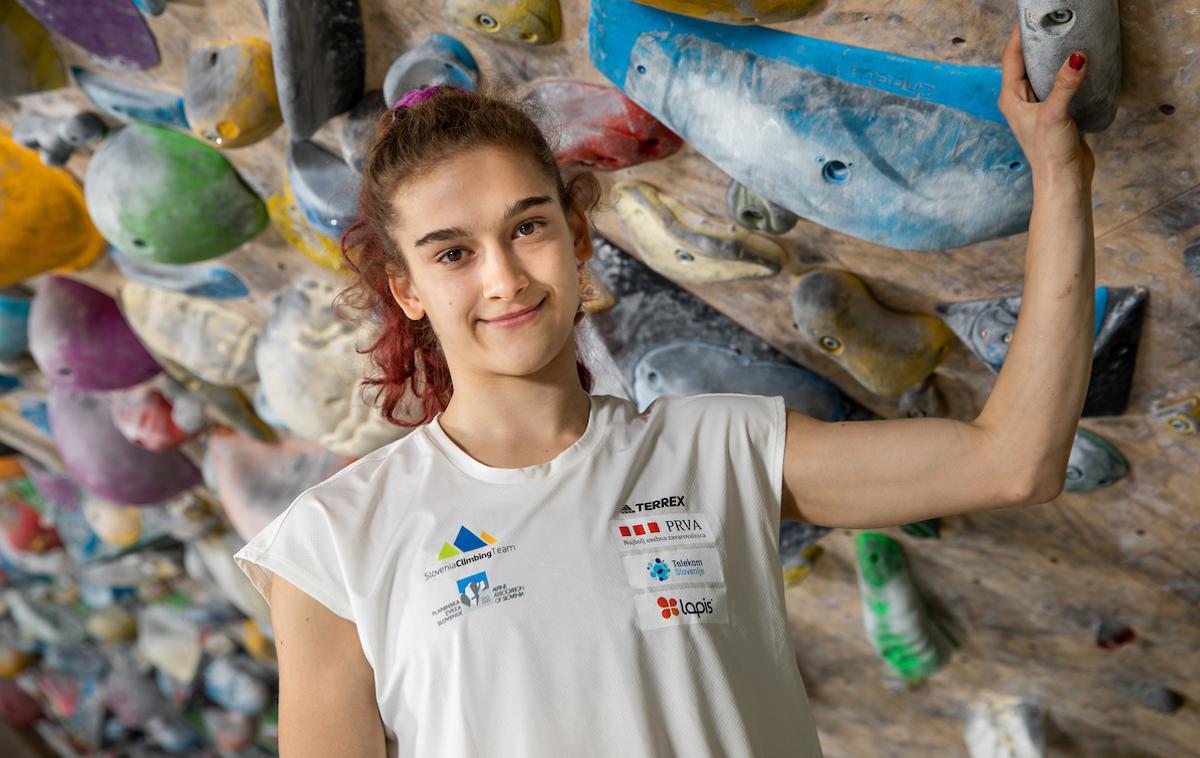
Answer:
480, 241, 530, 301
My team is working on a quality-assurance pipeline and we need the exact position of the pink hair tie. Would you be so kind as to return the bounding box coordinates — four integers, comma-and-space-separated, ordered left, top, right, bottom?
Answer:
391, 85, 450, 123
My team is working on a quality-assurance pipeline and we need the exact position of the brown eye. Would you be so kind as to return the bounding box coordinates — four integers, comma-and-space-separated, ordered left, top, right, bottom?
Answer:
516, 220, 543, 237
439, 249, 464, 264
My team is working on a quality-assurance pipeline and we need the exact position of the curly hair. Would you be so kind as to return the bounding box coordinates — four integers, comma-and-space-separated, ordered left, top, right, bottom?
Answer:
336, 84, 601, 428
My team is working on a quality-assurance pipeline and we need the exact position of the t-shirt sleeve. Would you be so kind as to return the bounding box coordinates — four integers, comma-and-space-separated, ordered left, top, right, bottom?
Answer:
740, 394, 787, 530
232, 493, 355, 622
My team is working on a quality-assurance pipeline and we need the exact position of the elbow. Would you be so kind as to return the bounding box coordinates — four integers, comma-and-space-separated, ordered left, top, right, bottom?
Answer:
1007, 462, 1068, 506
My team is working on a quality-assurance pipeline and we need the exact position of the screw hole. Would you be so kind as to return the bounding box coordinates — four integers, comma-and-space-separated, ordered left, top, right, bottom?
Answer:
476, 13, 498, 30
1010, 161, 1023, 170
675, 249, 694, 262
208, 51, 218, 66
635, 64, 647, 75
1160, 104, 1176, 115
951, 37, 966, 46
821, 160, 850, 184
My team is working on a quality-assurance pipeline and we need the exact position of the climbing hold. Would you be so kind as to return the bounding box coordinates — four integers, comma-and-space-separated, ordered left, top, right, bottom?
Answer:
85, 124, 268, 265
631, 0, 819, 25
190, 531, 272, 629
964, 694, 1045, 758
12, 111, 106, 167
936, 286, 1147, 416
1064, 427, 1127, 493
340, 90, 386, 172
0, 497, 62, 553
19, 455, 81, 511
156, 357, 275, 442
0, 287, 32, 362
1183, 239, 1200, 279
47, 384, 202, 505
900, 519, 941, 539
118, 280, 259, 387
780, 541, 823, 587
81, 495, 145, 548
268, 169, 349, 272
1119, 682, 1185, 715
579, 264, 616, 313
185, 37, 282, 149
591, 0, 1033, 250
256, 279, 420, 456
0, 0, 67, 97
613, 180, 787, 283
202, 656, 272, 716
790, 269, 954, 397
898, 377, 946, 418
0, 678, 44, 726
109, 247, 249, 300
442, 0, 562, 45
265, 0, 364, 140
1019, 0, 1121, 132
1095, 619, 1136, 650
202, 428, 349, 542
854, 531, 950, 682
72, 66, 189, 130
287, 139, 361, 240
15, 0, 160, 69
382, 33, 479, 108
1153, 396, 1200, 435
132, 0, 167, 16
726, 180, 799, 235
110, 385, 195, 452
28, 276, 161, 392
632, 341, 846, 421
0, 130, 105, 287
524, 80, 683, 171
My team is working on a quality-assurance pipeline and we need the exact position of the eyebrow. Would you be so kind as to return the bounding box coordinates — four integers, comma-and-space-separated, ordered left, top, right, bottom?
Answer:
412, 195, 555, 249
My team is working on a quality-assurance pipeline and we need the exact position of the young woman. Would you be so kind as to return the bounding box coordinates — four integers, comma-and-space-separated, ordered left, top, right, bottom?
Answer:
235, 23, 1095, 758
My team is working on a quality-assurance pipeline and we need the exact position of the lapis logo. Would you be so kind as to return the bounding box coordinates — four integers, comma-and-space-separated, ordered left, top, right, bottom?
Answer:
654, 595, 715, 620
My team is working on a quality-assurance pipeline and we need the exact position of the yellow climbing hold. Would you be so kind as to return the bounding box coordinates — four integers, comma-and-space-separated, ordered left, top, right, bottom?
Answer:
612, 179, 787, 284
0, 128, 104, 287
185, 37, 282, 149
442, 0, 562, 45
268, 172, 349, 273
632, 0, 819, 25
789, 268, 955, 397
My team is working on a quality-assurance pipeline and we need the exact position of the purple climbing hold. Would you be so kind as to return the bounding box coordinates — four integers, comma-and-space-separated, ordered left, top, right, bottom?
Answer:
28, 276, 161, 391
16, 0, 160, 70
48, 383, 201, 505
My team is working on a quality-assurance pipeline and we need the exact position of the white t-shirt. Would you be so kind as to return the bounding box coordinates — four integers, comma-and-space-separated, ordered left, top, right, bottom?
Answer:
233, 392, 824, 757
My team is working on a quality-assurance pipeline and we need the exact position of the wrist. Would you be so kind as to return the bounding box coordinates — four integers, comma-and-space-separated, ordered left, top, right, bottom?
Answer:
1031, 165, 1092, 194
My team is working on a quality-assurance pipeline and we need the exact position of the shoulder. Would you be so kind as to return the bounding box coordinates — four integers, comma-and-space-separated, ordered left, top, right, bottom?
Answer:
273, 426, 430, 532
639, 392, 782, 425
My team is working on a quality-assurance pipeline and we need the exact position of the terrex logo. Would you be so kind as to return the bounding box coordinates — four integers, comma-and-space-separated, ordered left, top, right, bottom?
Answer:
619, 494, 686, 515
655, 595, 715, 620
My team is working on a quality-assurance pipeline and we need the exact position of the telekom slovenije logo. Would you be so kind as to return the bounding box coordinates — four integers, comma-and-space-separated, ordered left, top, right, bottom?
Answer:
619, 521, 661, 537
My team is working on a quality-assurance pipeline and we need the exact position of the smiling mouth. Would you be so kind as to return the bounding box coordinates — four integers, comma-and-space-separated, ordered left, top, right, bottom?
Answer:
484, 297, 545, 323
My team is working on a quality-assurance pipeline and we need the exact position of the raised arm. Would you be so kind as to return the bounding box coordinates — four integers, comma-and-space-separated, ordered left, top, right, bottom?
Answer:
781, 23, 1096, 529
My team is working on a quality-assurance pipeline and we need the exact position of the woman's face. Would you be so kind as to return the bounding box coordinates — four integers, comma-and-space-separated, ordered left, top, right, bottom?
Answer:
386, 144, 592, 381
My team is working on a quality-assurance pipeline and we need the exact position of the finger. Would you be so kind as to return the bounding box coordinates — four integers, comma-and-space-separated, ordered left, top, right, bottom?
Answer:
1000, 22, 1028, 97
1041, 51, 1088, 123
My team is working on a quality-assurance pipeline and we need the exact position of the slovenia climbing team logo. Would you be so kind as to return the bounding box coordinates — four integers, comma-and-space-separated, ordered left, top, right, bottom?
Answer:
426, 524, 525, 628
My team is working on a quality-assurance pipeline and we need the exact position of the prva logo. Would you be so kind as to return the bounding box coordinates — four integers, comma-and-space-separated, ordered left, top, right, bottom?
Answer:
655, 596, 715, 620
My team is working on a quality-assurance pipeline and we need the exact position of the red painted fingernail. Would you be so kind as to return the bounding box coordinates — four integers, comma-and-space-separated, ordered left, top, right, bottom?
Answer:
1069, 52, 1086, 71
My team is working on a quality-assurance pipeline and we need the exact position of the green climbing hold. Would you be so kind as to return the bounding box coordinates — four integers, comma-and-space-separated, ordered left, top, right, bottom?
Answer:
84, 124, 267, 264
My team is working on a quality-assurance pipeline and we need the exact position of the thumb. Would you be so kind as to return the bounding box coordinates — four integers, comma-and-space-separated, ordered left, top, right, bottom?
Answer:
1042, 51, 1088, 122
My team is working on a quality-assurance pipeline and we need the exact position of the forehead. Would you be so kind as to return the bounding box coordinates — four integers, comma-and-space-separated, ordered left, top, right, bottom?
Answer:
390, 145, 557, 238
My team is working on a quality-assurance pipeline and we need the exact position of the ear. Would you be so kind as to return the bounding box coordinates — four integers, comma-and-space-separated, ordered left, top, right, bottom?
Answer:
387, 270, 426, 321
567, 206, 594, 269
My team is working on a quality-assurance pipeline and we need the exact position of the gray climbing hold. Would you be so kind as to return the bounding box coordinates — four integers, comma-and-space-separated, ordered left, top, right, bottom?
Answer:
632, 341, 846, 421
265, 0, 365, 139
287, 139, 361, 240
727, 180, 799, 235
1019, 0, 1122, 132
339, 90, 386, 173
382, 33, 479, 107
1064, 427, 1127, 493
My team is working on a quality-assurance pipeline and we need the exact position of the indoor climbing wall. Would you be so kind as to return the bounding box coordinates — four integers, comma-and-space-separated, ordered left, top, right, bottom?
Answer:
0, 0, 1197, 755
